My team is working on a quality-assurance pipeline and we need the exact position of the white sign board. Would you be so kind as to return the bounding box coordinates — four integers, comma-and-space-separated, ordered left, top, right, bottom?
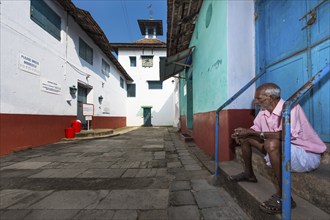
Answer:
83, 104, 94, 116
85, 116, 92, 121
19, 53, 40, 75
40, 79, 61, 95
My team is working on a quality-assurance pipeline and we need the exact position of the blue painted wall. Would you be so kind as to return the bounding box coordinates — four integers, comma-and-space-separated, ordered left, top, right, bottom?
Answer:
256, 0, 330, 141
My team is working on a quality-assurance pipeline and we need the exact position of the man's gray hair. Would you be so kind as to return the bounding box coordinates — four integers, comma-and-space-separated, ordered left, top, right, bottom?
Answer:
257, 83, 281, 98
264, 83, 281, 98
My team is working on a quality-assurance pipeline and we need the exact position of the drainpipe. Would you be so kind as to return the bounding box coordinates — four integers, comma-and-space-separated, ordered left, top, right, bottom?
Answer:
282, 64, 330, 220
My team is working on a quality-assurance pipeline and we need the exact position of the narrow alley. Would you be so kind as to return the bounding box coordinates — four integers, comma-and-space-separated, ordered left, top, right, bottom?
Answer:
0, 127, 249, 220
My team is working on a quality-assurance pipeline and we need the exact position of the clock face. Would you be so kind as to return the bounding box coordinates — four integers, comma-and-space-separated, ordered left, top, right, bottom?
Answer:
142, 57, 153, 67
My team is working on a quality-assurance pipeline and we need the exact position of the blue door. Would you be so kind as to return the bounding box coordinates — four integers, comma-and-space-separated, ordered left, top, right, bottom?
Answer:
77, 85, 88, 129
256, 0, 330, 141
187, 72, 193, 129
142, 107, 152, 126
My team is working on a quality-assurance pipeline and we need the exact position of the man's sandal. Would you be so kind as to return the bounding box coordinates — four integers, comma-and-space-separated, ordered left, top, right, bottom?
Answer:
228, 172, 258, 183
259, 194, 296, 214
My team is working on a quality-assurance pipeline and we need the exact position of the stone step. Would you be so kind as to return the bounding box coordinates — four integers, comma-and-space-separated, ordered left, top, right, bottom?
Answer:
75, 129, 114, 138
235, 147, 330, 214
61, 129, 116, 142
218, 160, 330, 220
180, 133, 193, 142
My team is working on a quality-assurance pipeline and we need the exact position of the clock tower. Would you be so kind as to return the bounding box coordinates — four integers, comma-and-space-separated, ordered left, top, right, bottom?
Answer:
111, 14, 177, 128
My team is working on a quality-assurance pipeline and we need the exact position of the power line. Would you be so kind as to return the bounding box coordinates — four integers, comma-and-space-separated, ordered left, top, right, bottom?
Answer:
121, 0, 133, 42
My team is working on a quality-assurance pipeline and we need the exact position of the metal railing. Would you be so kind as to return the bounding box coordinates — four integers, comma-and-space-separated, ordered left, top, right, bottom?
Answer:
281, 63, 330, 219
214, 71, 266, 175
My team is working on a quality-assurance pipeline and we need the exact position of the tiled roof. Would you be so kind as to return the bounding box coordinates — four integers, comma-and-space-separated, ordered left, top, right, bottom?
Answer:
167, 0, 203, 56
134, 38, 166, 45
56, 0, 133, 81
111, 38, 166, 54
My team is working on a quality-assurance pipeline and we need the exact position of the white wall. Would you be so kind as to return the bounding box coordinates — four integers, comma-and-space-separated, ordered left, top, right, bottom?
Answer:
0, 0, 127, 117
227, 0, 256, 109
118, 48, 176, 126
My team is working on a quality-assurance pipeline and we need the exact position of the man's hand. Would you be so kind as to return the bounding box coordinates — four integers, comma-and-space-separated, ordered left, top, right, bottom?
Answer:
232, 128, 251, 138
231, 128, 252, 145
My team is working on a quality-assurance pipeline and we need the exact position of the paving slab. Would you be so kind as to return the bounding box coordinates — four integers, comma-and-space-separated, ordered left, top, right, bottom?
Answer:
29, 168, 86, 178
139, 210, 167, 220
167, 161, 182, 168
135, 168, 157, 177
184, 164, 202, 171
154, 151, 166, 159
191, 179, 218, 191
112, 210, 138, 220
72, 210, 115, 220
170, 181, 191, 191
193, 189, 226, 209
29, 190, 109, 209
0, 189, 37, 209
23, 209, 79, 220
121, 168, 140, 178
0, 209, 31, 220
142, 145, 164, 152
78, 168, 125, 178
168, 205, 200, 220
201, 207, 249, 220
7, 190, 53, 209
169, 190, 196, 206
97, 189, 169, 210
1, 161, 51, 170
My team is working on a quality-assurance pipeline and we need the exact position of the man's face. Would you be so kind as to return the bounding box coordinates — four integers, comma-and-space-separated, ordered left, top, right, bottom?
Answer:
254, 89, 271, 110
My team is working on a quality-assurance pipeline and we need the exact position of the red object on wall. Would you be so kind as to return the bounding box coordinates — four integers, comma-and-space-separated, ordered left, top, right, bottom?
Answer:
71, 120, 82, 133
65, 127, 75, 138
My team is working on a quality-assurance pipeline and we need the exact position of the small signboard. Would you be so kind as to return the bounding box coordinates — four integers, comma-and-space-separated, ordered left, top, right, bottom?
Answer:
40, 78, 61, 95
19, 53, 41, 75
85, 116, 92, 121
83, 104, 94, 116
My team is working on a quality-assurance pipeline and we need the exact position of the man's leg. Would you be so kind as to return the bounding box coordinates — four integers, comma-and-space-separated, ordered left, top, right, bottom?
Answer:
260, 139, 297, 214
264, 139, 281, 193
230, 138, 265, 181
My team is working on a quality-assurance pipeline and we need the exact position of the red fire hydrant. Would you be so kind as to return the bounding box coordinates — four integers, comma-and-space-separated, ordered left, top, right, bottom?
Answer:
71, 120, 82, 133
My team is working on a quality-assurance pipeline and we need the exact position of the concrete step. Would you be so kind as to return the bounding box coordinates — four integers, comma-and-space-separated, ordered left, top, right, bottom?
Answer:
59, 127, 141, 143
180, 133, 194, 142
235, 147, 330, 214
187, 142, 329, 219
218, 160, 329, 220
75, 129, 114, 137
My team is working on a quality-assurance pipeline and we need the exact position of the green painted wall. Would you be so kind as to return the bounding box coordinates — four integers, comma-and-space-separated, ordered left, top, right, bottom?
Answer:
180, 0, 228, 116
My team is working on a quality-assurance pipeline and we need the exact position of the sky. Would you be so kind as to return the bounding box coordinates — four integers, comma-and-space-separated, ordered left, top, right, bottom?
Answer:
72, 0, 167, 43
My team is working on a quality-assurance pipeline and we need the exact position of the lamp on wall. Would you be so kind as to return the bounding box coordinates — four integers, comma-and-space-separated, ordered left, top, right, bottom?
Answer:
98, 95, 103, 104
69, 85, 77, 95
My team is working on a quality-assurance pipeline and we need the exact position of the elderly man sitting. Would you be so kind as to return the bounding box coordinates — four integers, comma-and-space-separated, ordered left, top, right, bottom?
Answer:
230, 83, 326, 214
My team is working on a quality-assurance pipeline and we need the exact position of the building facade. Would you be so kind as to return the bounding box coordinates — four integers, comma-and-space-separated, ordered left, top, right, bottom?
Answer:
0, 0, 132, 155
112, 19, 177, 127
165, 0, 329, 161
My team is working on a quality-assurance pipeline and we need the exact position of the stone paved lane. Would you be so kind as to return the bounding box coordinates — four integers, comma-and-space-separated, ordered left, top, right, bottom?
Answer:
0, 127, 250, 220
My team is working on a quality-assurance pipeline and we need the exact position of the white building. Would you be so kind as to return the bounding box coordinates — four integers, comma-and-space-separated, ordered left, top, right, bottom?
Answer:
0, 0, 132, 155
112, 19, 177, 127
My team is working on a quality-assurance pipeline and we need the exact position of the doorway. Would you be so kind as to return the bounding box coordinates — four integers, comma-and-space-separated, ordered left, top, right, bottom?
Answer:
186, 72, 193, 129
77, 85, 88, 129
142, 106, 152, 126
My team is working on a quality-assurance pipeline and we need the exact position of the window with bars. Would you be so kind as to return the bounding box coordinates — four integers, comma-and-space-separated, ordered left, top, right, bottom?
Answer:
127, 84, 136, 97
148, 81, 163, 89
102, 59, 110, 76
120, 77, 124, 88
79, 38, 93, 65
130, 56, 136, 67
30, 0, 61, 40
